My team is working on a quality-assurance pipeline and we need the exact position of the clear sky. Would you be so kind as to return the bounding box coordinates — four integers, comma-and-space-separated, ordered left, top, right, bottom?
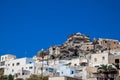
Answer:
0, 0, 120, 58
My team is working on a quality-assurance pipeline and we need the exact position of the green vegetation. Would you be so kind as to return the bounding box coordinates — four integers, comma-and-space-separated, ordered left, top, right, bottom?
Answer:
8, 74, 14, 80
97, 64, 118, 80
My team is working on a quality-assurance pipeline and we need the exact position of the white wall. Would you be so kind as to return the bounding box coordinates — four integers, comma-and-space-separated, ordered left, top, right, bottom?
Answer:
4, 58, 36, 76
90, 52, 109, 67
1, 54, 16, 61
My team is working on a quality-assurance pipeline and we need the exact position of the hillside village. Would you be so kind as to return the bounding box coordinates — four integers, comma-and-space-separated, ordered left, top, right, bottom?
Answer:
0, 32, 120, 80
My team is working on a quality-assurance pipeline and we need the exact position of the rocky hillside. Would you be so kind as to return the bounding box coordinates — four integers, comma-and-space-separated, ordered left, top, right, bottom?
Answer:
36, 32, 120, 60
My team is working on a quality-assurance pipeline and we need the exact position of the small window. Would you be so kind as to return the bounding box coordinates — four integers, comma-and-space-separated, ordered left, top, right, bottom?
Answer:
61, 72, 63, 74
12, 69, 14, 72
12, 63, 14, 66
114, 53, 117, 55
79, 70, 82, 72
16, 63, 20, 66
15, 74, 18, 78
105, 41, 107, 43
102, 56, 105, 60
114, 42, 116, 44
22, 73, 24, 75
95, 65, 99, 68
94, 58, 97, 62
49, 68, 54, 72
71, 71, 74, 74
8, 64, 10, 66
115, 59, 119, 63
53, 48, 55, 50
29, 67, 33, 69
29, 62, 32, 64
74, 64, 77, 66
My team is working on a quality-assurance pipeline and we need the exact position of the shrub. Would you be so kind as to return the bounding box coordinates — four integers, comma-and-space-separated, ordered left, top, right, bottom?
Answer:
8, 74, 14, 80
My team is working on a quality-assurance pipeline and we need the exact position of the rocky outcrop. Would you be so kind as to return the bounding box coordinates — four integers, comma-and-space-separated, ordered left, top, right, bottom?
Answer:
36, 32, 120, 60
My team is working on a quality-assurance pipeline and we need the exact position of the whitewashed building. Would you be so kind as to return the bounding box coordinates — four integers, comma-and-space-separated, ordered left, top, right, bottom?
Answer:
0, 54, 16, 62
0, 54, 42, 79
0, 54, 16, 68
90, 51, 120, 68
0, 54, 57, 79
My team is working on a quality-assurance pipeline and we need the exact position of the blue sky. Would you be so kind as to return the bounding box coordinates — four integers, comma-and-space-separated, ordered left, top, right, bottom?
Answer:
0, 0, 120, 58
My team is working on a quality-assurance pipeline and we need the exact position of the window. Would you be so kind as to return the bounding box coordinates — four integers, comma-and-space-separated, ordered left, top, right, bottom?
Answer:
114, 42, 116, 44
46, 68, 48, 71
29, 67, 33, 69
61, 72, 63, 74
95, 65, 99, 68
15, 74, 18, 78
71, 71, 74, 74
74, 64, 77, 66
115, 59, 119, 63
53, 48, 55, 50
114, 53, 117, 55
12, 69, 14, 72
49, 68, 54, 72
105, 41, 107, 43
12, 63, 14, 66
80, 63, 87, 66
79, 70, 83, 72
29, 62, 32, 64
94, 58, 97, 62
22, 73, 24, 75
102, 56, 105, 60
16, 62, 20, 66
8, 64, 10, 66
